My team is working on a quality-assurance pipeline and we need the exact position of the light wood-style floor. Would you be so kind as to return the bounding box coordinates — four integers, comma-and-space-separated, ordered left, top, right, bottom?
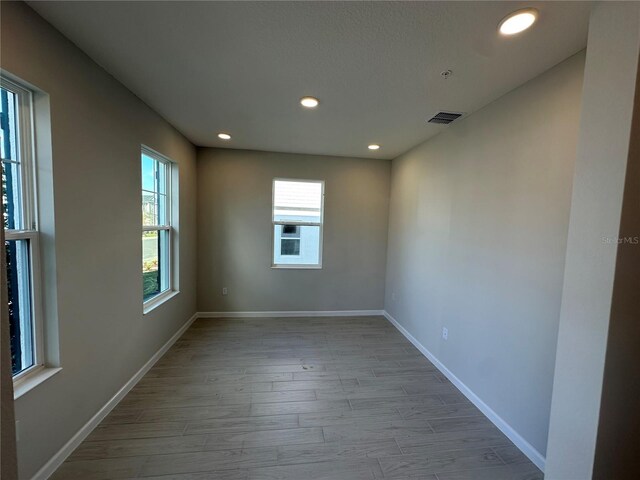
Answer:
53, 316, 543, 480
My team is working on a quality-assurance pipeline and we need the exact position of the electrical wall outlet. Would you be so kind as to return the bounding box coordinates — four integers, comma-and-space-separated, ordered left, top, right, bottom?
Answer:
391, 292, 397, 301
442, 327, 448, 340
222, 287, 228, 295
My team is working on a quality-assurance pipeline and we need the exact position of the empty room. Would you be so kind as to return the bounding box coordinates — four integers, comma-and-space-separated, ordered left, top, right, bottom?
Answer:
1, 1, 639, 479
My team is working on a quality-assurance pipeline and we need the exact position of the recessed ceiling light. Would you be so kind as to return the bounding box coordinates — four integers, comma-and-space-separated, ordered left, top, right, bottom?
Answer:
498, 8, 538, 35
368, 144, 380, 150
218, 133, 231, 140
300, 96, 319, 108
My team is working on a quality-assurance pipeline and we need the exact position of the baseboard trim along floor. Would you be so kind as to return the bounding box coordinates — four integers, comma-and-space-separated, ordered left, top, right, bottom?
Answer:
198, 310, 385, 318
31, 312, 199, 480
382, 310, 546, 471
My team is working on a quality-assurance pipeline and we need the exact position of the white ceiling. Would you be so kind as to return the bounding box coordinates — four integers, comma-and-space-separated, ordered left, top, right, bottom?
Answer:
29, 1, 593, 159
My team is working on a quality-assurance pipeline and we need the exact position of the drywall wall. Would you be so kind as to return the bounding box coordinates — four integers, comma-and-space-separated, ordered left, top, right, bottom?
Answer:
197, 148, 390, 313
0, 2, 197, 478
592, 47, 640, 480
545, 3, 640, 479
384, 52, 585, 458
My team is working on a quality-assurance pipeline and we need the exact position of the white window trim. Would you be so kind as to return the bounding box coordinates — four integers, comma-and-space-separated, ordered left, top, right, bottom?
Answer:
141, 145, 177, 312
2, 76, 48, 388
271, 177, 324, 269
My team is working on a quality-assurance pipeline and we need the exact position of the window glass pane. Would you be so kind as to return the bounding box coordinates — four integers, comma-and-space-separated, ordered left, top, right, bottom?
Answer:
141, 153, 157, 192
273, 224, 320, 265
273, 180, 322, 223
0, 88, 18, 162
159, 228, 170, 290
142, 153, 167, 196
158, 193, 168, 226
142, 191, 159, 226
141, 153, 168, 227
5, 239, 34, 375
142, 230, 161, 300
281, 239, 300, 256
281, 224, 300, 237
142, 229, 169, 300
1, 87, 24, 230
157, 160, 167, 196
2, 160, 23, 230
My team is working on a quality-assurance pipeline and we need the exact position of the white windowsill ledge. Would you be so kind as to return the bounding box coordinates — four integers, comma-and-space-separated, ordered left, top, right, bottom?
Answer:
13, 366, 62, 400
271, 265, 323, 270
143, 290, 180, 315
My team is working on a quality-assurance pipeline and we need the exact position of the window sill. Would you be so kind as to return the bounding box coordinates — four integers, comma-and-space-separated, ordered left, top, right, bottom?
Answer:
272, 265, 323, 270
13, 366, 62, 400
144, 290, 180, 315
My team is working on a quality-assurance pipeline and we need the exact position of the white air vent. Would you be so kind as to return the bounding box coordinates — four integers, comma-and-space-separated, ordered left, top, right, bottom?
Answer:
427, 111, 463, 125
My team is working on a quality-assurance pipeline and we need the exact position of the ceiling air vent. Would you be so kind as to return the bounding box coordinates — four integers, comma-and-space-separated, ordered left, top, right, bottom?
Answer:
427, 111, 463, 125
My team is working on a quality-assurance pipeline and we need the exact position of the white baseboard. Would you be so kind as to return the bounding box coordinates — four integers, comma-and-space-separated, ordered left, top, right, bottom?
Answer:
383, 310, 546, 471
198, 310, 385, 318
32, 312, 199, 480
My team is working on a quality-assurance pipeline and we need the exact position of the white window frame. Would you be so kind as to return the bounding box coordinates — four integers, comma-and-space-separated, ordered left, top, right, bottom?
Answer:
2, 76, 46, 384
141, 146, 176, 312
271, 178, 324, 269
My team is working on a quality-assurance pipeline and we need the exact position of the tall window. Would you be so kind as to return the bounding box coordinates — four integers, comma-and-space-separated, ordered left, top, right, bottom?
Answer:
141, 148, 173, 305
2, 78, 42, 378
272, 179, 324, 268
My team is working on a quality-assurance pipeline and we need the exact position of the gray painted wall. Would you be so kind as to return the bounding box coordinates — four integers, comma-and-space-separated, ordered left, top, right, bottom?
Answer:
545, 4, 640, 479
384, 52, 585, 457
196, 148, 390, 313
1, 3, 198, 478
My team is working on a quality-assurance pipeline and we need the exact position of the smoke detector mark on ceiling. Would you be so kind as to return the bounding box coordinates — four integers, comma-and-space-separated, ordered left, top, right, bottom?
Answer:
427, 111, 464, 125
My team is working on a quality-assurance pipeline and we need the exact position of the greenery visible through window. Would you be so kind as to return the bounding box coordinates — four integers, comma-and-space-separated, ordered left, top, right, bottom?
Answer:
142, 148, 172, 302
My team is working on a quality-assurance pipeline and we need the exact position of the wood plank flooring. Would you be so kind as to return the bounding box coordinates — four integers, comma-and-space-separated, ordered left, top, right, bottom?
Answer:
52, 316, 543, 480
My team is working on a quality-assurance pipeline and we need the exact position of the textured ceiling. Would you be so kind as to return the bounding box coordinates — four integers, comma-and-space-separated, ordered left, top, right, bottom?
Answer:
29, 1, 593, 159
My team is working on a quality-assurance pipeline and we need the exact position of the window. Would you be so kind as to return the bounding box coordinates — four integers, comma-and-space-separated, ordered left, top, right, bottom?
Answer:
280, 225, 301, 256
272, 179, 324, 268
141, 147, 174, 306
2, 77, 43, 379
